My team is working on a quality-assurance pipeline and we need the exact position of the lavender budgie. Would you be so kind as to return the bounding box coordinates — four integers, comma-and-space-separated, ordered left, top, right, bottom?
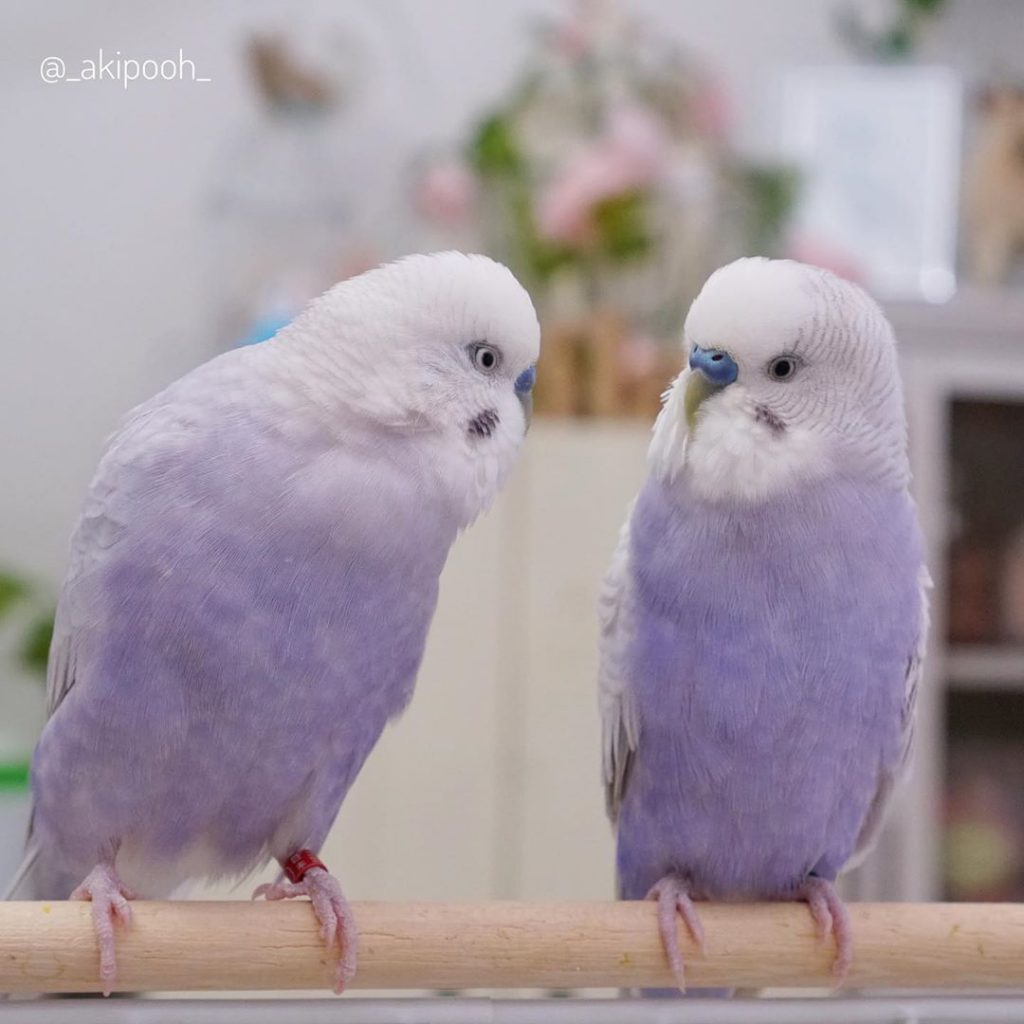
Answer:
599, 258, 929, 992
7, 252, 539, 992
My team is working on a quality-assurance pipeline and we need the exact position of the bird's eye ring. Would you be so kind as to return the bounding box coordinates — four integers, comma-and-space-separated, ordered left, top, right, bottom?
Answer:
470, 343, 501, 374
768, 355, 798, 381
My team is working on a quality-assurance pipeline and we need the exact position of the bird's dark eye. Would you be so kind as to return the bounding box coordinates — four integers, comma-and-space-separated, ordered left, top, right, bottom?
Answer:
768, 356, 797, 381
470, 343, 501, 373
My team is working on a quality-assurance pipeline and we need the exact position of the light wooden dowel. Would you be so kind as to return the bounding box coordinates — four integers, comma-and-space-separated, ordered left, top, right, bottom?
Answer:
0, 901, 1022, 994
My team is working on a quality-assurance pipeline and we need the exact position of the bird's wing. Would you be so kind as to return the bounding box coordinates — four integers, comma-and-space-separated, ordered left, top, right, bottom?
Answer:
44, 605, 75, 719
847, 563, 932, 869
46, 464, 125, 717
45, 484, 130, 717
44, 349, 251, 719
44, 398, 165, 718
29, 400, 174, 864
599, 504, 641, 824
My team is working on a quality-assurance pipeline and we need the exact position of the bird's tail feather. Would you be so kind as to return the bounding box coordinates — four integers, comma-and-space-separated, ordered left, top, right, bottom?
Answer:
3, 844, 40, 900
4, 845, 77, 902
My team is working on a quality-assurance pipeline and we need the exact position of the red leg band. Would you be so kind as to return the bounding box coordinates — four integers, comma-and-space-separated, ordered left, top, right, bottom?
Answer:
282, 849, 326, 883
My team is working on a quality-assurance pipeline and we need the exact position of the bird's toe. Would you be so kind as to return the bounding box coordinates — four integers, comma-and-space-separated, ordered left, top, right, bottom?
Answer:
646, 873, 703, 992
69, 862, 135, 994
797, 876, 853, 986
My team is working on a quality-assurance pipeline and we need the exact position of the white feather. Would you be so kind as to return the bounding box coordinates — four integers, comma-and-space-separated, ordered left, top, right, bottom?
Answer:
598, 505, 640, 822
846, 562, 932, 869
647, 257, 910, 500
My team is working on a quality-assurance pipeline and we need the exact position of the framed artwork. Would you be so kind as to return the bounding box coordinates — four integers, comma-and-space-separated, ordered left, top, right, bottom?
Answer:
781, 65, 962, 302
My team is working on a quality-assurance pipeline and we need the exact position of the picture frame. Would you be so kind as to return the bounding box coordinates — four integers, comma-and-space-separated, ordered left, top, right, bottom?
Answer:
781, 65, 962, 302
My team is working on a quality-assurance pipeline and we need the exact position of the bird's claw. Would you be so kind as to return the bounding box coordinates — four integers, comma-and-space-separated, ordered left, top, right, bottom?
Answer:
69, 862, 136, 996
645, 873, 705, 992
798, 876, 853, 985
253, 867, 357, 992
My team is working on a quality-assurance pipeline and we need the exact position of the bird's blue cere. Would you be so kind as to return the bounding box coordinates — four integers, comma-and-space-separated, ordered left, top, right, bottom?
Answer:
515, 365, 537, 394
689, 345, 738, 387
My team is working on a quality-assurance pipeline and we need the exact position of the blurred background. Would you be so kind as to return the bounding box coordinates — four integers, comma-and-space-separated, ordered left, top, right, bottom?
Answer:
2, 0, 1024, 921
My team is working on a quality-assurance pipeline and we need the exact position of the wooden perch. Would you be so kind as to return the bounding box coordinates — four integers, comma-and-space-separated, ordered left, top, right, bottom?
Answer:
0, 901, 1022, 994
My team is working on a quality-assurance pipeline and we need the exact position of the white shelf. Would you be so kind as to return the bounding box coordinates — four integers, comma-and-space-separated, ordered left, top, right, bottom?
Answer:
887, 287, 1024, 349
946, 646, 1024, 691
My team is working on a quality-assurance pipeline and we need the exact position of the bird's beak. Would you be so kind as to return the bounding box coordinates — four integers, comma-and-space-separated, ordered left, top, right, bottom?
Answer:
515, 365, 536, 430
684, 345, 737, 433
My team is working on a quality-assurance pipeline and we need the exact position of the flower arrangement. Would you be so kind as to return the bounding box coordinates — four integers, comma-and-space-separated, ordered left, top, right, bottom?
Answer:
414, 1, 798, 418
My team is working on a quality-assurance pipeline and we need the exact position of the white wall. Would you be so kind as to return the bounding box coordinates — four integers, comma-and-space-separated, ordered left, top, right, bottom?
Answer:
3, 0, 1021, 583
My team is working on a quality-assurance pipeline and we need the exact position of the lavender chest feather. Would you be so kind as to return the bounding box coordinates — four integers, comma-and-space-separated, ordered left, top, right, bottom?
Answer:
616, 474, 924, 899
32, 413, 458, 889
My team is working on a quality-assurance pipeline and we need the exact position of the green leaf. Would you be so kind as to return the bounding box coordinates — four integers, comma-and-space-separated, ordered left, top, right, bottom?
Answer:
592, 191, 652, 263
469, 114, 523, 178
0, 573, 29, 618
503, 182, 578, 284
523, 237, 577, 280
0, 761, 30, 791
904, 0, 946, 14
20, 612, 54, 677
734, 165, 801, 255
883, 25, 913, 57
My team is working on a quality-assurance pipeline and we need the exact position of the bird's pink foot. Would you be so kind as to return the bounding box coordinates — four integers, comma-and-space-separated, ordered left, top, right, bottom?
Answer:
254, 857, 357, 992
645, 873, 705, 992
798, 876, 853, 984
69, 862, 136, 995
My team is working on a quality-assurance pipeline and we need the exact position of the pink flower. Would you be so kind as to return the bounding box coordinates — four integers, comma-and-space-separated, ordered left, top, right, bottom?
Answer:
554, 13, 590, 61
415, 159, 479, 226
537, 156, 615, 244
537, 105, 668, 245
606, 105, 667, 181
336, 249, 380, 281
787, 235, 866, 285
691, 79, 732, 144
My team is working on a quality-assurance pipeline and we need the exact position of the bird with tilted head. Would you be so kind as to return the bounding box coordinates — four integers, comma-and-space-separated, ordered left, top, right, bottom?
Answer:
7, 252, 540, 994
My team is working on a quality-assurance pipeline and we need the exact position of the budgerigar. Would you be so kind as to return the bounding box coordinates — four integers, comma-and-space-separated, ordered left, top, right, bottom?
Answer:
7, 252, 540, 992
599, 258, 928, 991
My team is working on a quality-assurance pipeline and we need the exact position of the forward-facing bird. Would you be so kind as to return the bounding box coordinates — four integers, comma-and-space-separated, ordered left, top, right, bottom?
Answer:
599, 258, 928, 991
9, 252, 540, 993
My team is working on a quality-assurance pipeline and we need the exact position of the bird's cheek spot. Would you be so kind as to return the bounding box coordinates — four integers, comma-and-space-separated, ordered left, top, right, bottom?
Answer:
754, 404, 786, 435
468, 408, 500, 439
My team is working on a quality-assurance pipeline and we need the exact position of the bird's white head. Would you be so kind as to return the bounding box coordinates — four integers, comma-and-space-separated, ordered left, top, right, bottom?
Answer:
649, 257, 909, 503
269, 251, 540, 524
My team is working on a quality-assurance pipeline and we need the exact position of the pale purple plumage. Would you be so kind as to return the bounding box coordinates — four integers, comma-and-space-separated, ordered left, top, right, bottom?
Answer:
8, 252, 540, 993
11, 255, 540, 959
615, 472, 924, 903
29, 404, 455, 899
600, 258, 927, 994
